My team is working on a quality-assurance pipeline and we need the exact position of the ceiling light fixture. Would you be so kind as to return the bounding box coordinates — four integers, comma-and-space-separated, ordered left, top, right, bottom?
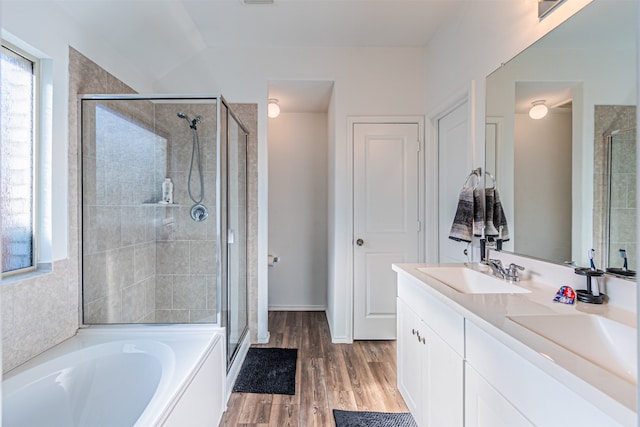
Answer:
529, 100, 548, 120
268, 99, 280, 118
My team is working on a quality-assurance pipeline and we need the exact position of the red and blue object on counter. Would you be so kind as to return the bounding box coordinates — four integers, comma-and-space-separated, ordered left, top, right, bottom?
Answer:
553, 286, 576, 304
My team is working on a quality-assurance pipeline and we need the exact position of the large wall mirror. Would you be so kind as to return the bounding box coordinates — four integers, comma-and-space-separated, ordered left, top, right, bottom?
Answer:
485, 1, 637, 276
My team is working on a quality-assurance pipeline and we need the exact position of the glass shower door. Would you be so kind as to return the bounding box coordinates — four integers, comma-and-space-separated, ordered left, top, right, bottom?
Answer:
220, 101, 249, 366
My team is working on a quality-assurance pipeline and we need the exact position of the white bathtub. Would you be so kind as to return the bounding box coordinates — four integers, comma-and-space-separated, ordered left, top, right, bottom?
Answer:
3, 325, 226, 427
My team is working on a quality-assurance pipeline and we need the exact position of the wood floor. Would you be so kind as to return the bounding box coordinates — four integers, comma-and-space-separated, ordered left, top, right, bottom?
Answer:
219, 311, 409, 426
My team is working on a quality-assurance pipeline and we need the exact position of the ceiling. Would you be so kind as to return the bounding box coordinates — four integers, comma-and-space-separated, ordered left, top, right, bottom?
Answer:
268, 80, 334, 113
50, 0, 464, 113
515, 82, 575, 115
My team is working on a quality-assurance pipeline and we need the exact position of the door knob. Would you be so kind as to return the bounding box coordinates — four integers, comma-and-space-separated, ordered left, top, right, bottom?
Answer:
356, 238, 364, 246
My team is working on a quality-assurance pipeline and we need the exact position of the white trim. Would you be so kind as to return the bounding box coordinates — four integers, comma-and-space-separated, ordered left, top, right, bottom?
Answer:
0, 41, 41, 277
425, 83, 476, 263
346, 115, 425, 342
225, 331, 251, 403
331, 336, 354, 344
268, 305, 327, 311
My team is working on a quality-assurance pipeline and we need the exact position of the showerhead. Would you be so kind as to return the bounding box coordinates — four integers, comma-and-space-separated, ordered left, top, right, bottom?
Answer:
177, 112, 202, 130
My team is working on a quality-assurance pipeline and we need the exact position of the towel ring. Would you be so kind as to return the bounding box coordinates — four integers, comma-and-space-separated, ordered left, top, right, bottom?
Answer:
463, 168, 481, 190
485, 171, 496, 189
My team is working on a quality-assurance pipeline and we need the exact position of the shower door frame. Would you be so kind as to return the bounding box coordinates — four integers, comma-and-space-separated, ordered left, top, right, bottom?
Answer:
219, 97, 250, 369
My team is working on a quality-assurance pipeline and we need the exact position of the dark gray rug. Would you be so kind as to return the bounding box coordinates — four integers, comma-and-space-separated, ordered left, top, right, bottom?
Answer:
232, 347, 297, 395
333, 410, 418, 427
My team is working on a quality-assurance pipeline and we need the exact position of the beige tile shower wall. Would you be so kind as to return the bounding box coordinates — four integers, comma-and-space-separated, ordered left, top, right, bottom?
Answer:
82, 101, 162, 323
593, 105, 637, 270
154, 103, 218, 323
74, 53, 148, 325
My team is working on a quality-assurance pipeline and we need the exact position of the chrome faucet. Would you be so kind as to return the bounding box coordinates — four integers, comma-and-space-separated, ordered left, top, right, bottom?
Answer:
482, 259, 525, 282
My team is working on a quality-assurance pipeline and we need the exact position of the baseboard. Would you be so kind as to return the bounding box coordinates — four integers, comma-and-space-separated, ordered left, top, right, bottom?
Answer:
257, 331, 270, 344
325, 310, 353, 344
268, 305, 327, 311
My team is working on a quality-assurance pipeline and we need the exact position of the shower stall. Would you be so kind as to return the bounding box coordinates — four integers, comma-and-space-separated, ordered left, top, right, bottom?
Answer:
80, 95, 249, 367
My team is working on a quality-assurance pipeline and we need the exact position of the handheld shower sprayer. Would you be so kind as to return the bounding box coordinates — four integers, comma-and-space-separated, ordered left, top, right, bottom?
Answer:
177, 112, 202, 130
177, 111, 206, 221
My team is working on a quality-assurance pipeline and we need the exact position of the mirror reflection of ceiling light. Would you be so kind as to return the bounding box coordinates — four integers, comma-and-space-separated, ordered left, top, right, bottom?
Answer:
268, 99, 280, 118
529, 100, 549, 120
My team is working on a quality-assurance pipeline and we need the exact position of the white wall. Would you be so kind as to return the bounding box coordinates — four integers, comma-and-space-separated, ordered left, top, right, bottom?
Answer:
154, 46, 427, 342
268, 112, 328, 310
514, 111, 572, 262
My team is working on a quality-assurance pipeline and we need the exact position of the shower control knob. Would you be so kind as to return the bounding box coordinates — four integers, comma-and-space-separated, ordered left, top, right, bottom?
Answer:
190, 204, 209, 222
356, 238, 364, 246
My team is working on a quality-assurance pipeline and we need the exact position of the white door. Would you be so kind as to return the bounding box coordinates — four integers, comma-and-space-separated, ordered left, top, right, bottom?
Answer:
353, 122, 420, 339
437, 101, 472, 263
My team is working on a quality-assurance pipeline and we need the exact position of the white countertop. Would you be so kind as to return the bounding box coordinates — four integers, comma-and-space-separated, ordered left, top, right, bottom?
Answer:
393, 261, 637, 424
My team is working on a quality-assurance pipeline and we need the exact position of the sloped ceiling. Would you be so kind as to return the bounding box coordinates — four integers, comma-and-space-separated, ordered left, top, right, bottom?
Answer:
52, 0, 464, 84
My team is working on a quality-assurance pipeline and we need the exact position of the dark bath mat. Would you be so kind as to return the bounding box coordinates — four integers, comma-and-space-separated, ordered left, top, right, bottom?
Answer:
333, 410, 418, 427
232, 347, 297, 395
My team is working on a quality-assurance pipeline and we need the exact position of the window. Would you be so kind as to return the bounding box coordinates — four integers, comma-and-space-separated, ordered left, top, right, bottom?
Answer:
1, 43, 38, 275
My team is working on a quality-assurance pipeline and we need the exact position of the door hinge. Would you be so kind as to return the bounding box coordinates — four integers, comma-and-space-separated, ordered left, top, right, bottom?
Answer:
417, 221, 421, 232
416, 141, 421, 152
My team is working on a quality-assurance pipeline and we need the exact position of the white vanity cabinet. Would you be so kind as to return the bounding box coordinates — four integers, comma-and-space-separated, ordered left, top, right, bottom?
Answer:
465, 363, 533, 427
465, 321, 625, 427
397, 273, 464, 427
394, 263, 636, 427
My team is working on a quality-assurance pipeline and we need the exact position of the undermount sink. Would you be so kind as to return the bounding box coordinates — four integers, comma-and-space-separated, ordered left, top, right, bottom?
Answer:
417, 266, 531, 294
508, 314, 637, 383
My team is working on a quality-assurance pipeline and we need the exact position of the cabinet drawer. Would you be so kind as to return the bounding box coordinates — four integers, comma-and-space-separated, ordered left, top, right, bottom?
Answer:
397, 274, 464, 356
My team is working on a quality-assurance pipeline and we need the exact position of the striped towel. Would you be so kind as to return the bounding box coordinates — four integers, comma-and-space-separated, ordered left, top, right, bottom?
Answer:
449, 187, 484, 242
485, 187, 509, 241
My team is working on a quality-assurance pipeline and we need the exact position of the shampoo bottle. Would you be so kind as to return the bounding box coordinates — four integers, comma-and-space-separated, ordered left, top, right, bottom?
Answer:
162, 178, 174, 204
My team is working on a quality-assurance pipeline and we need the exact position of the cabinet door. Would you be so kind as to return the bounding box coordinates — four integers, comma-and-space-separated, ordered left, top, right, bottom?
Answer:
465, 364, 533, 427
397, 298, 427, 424
397, 298, 464, 426
423, 321, 463, 427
